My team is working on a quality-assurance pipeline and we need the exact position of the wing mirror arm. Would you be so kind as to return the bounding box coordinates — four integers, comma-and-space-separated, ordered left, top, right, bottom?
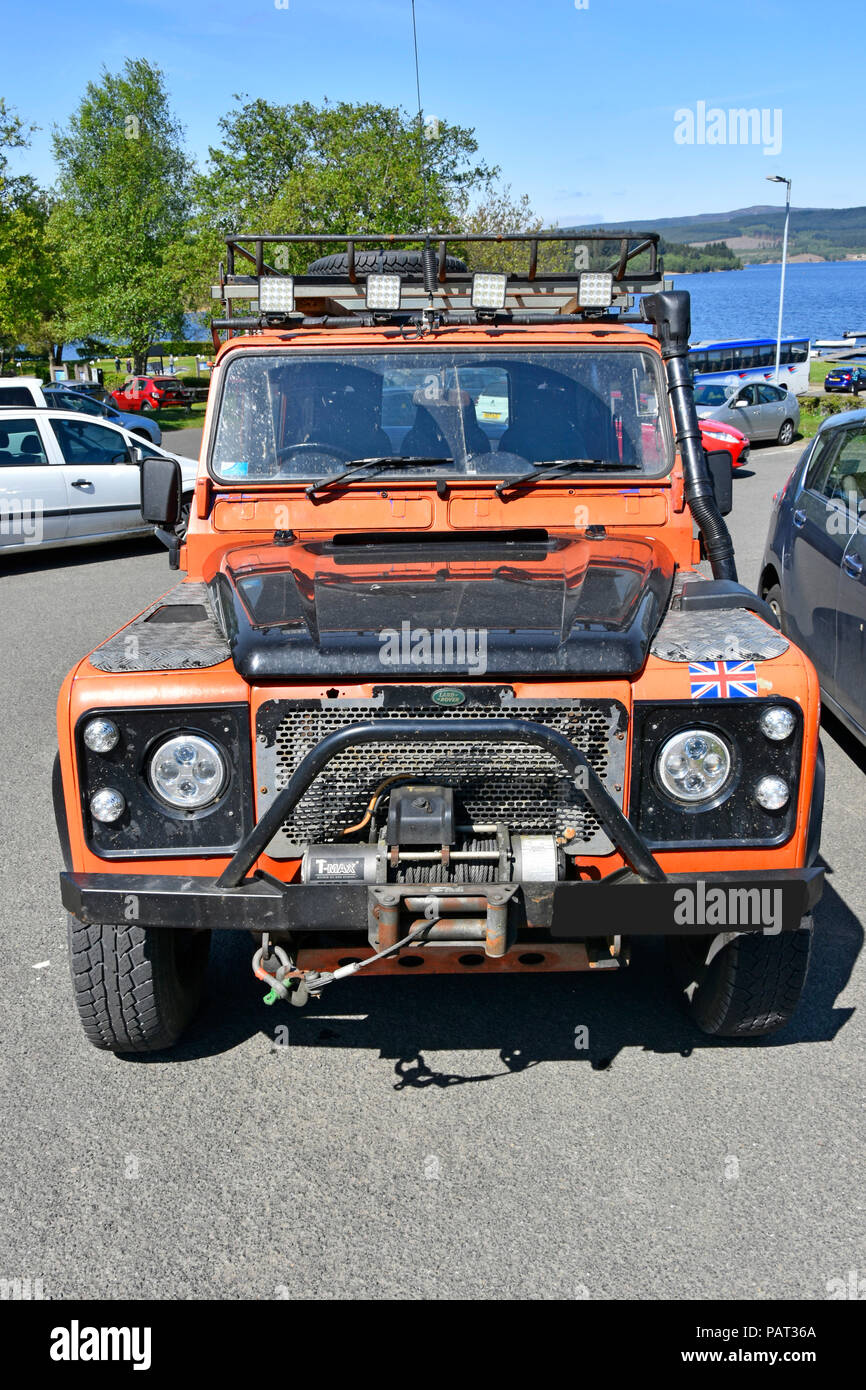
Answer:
154, 527, 182, 569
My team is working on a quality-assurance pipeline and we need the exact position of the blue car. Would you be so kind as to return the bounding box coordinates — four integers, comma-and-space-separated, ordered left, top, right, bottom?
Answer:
42, 384, 162, 445
760, 407, 866, 743
823, 365, 866, 395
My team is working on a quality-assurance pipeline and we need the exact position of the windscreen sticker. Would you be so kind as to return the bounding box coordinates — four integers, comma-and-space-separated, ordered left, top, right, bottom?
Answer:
689, 660, 759, 699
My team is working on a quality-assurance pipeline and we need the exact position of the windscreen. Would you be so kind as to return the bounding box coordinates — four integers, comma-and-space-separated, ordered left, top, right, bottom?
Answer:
694, 383, 731, 407
210, 349, 671, 482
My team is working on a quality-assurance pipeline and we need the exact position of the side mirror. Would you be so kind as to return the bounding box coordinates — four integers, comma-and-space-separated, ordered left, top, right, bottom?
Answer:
140, 454, 181, 525
733, 397, 749, 409
130, 444, 145, 465
704, 449, 733, 516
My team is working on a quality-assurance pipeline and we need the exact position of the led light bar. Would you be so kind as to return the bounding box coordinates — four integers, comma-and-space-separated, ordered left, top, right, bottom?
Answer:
257, 276, 295, 313
365, 274, 402, 311
578, 272, 614, 308
471, 272, 508, 311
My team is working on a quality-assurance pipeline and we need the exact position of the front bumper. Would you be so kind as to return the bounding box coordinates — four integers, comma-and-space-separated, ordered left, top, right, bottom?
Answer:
61, 867, 823, 938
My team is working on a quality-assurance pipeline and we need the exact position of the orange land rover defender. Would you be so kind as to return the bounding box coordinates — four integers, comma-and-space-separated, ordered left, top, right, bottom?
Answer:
55, 232, 824, 1053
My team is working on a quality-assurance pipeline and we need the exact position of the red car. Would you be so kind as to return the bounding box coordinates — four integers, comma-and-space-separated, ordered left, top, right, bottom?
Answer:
637, 411, 750, 471
699, 417, 750, 469
111, 375, 191, 413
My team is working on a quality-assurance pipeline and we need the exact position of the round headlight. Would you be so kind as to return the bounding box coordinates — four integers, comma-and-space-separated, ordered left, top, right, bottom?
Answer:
148, 734, 226, 809
656, 729, 732, 804
754, 775, 789, 810
760, 706, 795, 741
83, 717, 119, 753
90, 787, 126, 823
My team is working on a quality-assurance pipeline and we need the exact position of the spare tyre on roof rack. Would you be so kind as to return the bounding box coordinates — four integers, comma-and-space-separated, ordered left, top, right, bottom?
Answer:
306, 249, 468, 278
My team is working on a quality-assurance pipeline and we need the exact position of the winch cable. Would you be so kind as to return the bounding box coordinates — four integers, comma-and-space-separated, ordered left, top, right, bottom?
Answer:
252, 920, 436, 1005
304, 920, 435, 994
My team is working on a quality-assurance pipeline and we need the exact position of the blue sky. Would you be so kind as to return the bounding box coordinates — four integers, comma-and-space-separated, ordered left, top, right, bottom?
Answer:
3, 0, 861, 225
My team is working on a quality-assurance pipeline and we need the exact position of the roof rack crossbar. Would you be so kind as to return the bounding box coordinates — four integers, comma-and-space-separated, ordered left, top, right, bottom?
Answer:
211, 230, 669, 337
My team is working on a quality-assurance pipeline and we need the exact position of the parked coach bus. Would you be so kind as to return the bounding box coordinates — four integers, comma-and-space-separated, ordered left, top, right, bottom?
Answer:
688, 337, 811, 395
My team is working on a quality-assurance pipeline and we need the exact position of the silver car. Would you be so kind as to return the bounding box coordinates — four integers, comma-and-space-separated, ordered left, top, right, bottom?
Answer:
695, 380, 800, 445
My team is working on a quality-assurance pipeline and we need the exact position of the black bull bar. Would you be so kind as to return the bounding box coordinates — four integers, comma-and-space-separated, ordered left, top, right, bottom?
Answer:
61, 720, 823, 937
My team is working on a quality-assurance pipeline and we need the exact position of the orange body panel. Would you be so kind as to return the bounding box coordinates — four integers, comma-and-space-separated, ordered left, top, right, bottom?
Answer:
56, 321, 822, 925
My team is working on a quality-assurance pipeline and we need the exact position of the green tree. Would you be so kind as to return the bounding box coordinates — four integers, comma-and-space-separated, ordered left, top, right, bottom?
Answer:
455, 184, 541, 273
194, 97, 496, 281
51, 59, 193, 372
0, 100, 63, 368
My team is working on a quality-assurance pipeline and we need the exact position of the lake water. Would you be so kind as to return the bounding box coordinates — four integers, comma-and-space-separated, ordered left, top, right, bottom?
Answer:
60, 261, 866, 360
668, 260, 866, 346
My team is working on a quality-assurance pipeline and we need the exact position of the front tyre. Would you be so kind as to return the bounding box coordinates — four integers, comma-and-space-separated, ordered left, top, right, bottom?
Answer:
667, 918, 813, 1038
176, 495, 192, 541
67, 917, 210, 1053
763, 580, 785, 632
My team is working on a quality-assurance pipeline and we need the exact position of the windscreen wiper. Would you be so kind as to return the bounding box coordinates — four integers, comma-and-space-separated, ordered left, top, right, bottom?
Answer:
495, 458, 641, 497
306, 457, 453, 500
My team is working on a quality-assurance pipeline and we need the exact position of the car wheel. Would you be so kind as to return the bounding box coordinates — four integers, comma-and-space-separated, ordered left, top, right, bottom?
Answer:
667, 917, 813, 1038
777, 419, 795, 446
67, 915, 210, 1053
176, 495, 191, 541
140, 400, 154, 413
763, 581, 786, 632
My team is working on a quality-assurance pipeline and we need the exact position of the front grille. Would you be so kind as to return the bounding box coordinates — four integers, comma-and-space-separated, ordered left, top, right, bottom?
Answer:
256, 699, 628, 858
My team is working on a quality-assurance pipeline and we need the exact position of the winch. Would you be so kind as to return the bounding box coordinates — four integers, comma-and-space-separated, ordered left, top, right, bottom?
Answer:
300, 782, 563, 886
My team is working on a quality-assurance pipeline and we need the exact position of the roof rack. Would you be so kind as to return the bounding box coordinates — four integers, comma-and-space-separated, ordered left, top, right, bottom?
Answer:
210, 230, 665, 336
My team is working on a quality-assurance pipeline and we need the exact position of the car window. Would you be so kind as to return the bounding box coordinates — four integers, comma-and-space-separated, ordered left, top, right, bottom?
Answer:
737, 385, 758, 405
0, 384, 39, 407
212, 347, 672, 481
694, 384, 729, 407
804, 432, 844, 498
380, 389, 415, 428
0, 418, 48, 465
51, 418, 129, 464
824, 427, 866, 504
757, 385, 782, 404
49, 390, 103, 416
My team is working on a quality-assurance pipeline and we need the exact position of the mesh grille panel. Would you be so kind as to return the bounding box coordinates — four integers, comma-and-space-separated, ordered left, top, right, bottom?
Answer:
259, 700, 627, 856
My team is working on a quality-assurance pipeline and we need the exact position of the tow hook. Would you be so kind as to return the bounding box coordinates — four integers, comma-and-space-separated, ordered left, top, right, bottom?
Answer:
252, 936, 315, 1008
252, 921, 437, 1008
252, 939, 294, 1004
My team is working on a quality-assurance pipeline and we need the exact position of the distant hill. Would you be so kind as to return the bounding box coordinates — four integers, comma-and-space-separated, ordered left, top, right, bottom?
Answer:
566, 207, 866, 263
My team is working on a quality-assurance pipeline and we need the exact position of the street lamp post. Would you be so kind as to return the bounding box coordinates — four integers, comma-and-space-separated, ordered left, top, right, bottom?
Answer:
767, 175, 792, 386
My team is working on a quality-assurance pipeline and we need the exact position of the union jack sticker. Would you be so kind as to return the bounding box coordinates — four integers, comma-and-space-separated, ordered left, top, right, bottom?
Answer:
688, 660, 759, 699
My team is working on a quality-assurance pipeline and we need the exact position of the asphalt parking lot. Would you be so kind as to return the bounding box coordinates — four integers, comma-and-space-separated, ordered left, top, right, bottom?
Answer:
1, 436, 863, 1300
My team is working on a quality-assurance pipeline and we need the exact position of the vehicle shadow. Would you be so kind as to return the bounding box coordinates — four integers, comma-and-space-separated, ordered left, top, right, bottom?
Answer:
0, 535, 164, 577
821, 706, 866, 776
127, 863, 860, 1080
